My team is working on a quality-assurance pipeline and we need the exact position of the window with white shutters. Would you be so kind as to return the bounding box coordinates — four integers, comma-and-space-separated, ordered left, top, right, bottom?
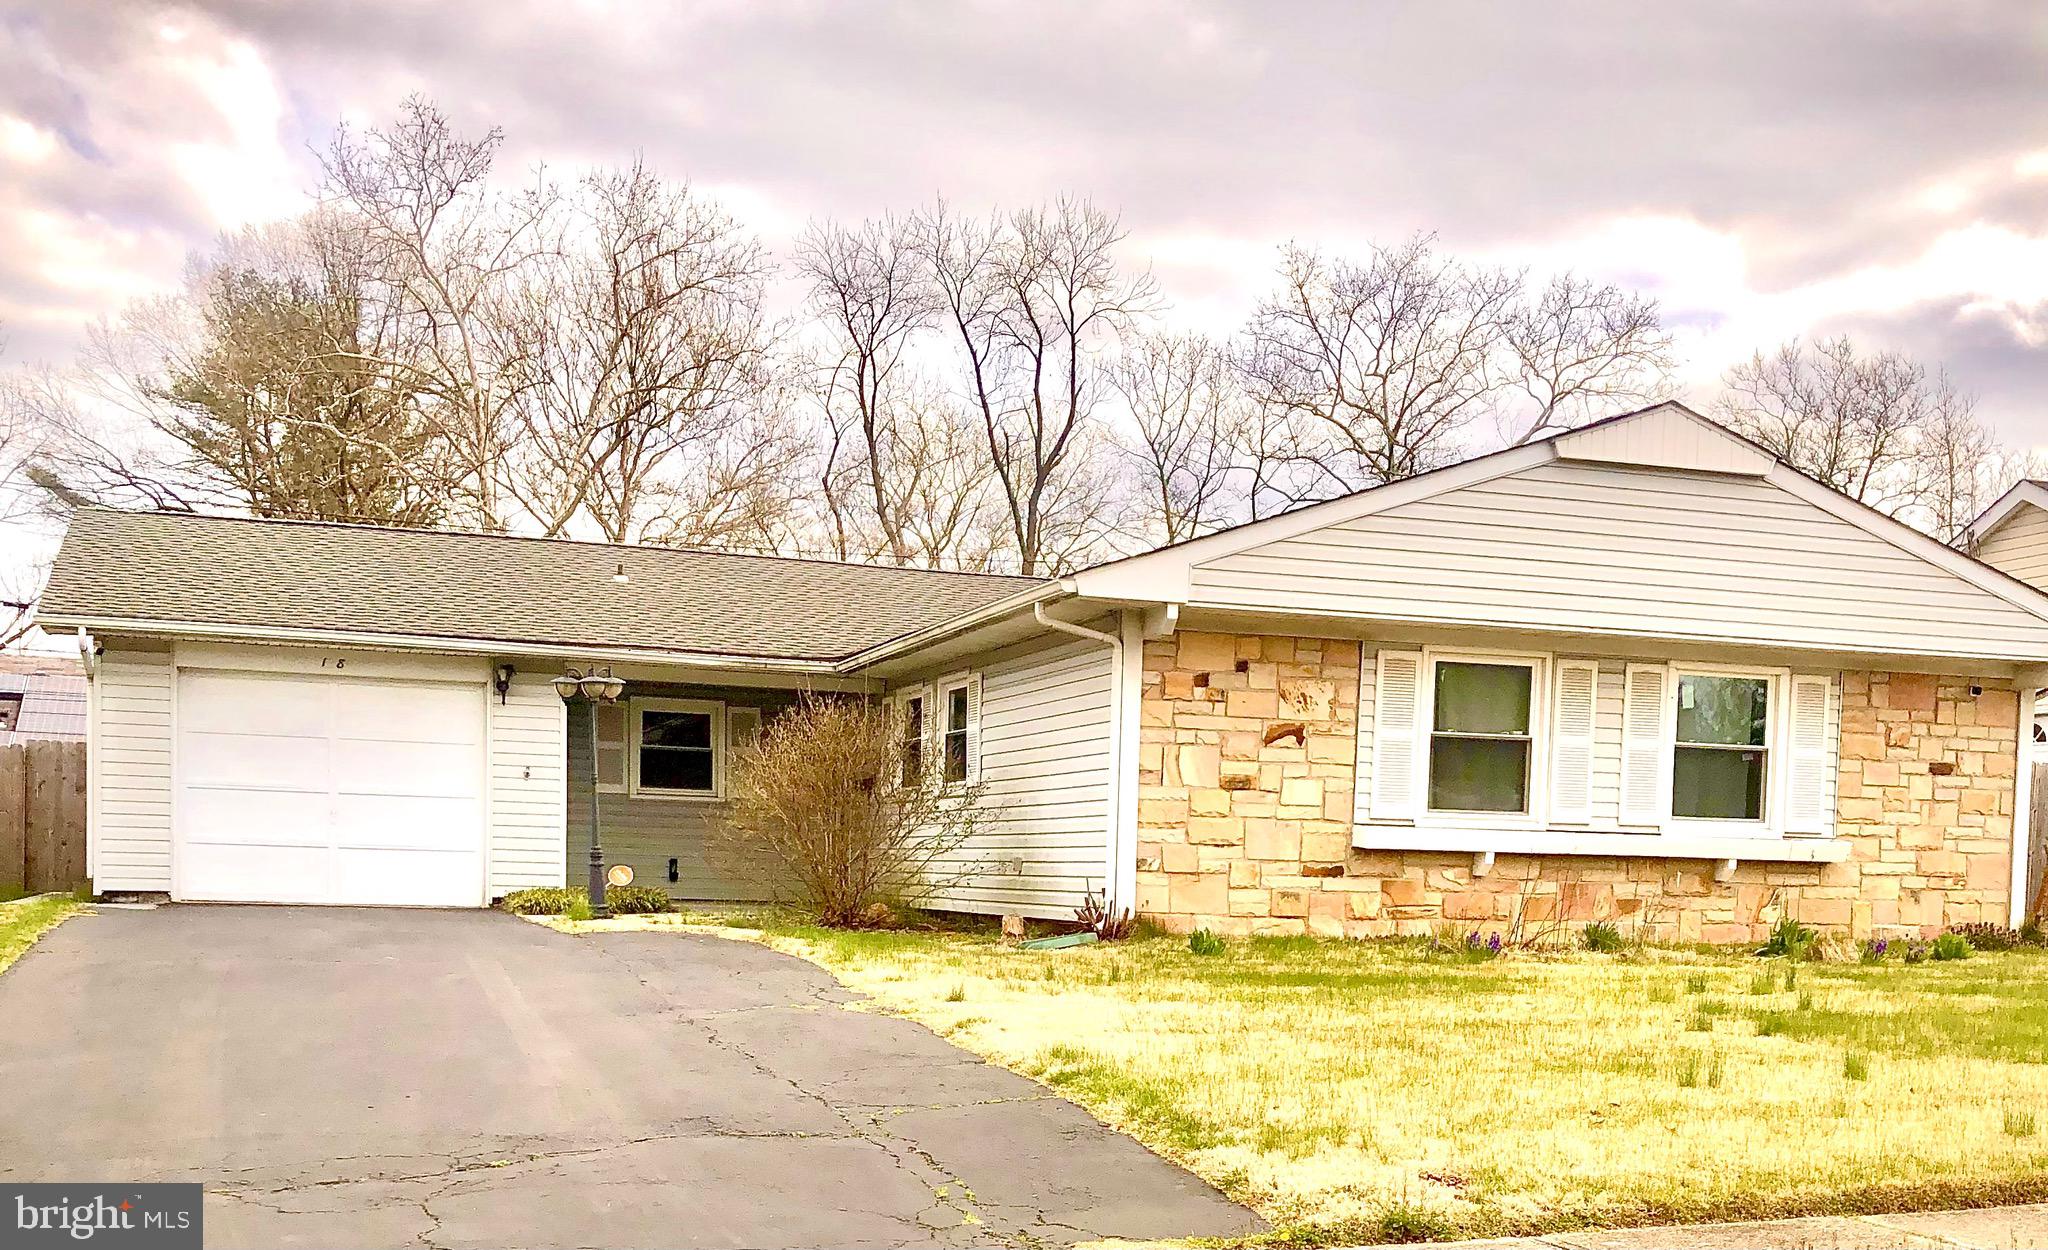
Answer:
1621, 664, 1670, 826
1784, 675, 1832, 834
1370, 650, 1424, 820
1549, 660, 1599, 824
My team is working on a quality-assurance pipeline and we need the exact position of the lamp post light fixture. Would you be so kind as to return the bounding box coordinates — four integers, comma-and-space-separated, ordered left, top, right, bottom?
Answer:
554, 664, 624, 918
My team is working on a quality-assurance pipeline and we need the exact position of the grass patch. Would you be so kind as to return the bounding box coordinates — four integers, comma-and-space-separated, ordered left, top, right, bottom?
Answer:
0, 895, 79, 976
666, 913, 2048, 1244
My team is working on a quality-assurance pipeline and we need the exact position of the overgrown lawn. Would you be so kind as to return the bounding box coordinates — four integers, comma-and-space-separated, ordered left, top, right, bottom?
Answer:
691, 916, 2048, 1244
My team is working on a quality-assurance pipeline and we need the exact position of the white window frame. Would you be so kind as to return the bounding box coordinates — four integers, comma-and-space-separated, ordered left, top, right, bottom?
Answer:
628, 697, 725, 801
891, 684, 931, 788
1667, 663, 1788, 838
936, 672, 976, 788
1420, 649, 1549, 825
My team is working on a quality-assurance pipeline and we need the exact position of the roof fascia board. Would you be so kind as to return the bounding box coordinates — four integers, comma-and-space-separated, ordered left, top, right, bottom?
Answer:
1170, 600, 2048, 667
36, 614, 846, 675
1763, 465, 2048, 621
1968, 480, 2048, 541
835, 581, 1071, 672
1066, 441, 1561, 602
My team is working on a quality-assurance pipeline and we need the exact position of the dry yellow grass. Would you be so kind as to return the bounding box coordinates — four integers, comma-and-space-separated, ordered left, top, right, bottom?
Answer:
589, 916, 2048, 1243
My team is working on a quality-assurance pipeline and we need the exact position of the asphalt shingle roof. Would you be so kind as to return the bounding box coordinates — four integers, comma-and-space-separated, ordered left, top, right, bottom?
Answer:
39, 510, 1049, 662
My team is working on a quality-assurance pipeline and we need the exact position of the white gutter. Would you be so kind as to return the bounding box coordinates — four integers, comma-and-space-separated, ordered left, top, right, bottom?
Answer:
34, 614, 846, 676
1033, 601, 1134, 918
839, 580, 1070, 671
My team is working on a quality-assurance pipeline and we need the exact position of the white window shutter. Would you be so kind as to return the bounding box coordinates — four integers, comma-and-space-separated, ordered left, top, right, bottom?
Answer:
1550, 660, 1599, 825
1621, 663, 1671, 826
963, 672, 984, 784
1370, 650, 1425, 821
1785, 675, 1832, 835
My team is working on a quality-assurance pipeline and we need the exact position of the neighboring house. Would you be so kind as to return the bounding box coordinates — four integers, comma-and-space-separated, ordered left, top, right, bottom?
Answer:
1966, 479, 2048, 760
0, 652, 88, 746
36, 402, 2048, 938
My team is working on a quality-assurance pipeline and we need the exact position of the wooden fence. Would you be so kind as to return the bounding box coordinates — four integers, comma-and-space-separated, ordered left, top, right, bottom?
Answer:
1, 740, 87, 895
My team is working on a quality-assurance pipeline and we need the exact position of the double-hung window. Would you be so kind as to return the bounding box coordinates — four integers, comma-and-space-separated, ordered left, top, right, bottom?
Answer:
631, 698, 723, 799
941, 681, 970, 784
933, 673, 981, 786
1426, 657, 1540, 815
1671, 671, 1772, 823
896, 689, 928, 786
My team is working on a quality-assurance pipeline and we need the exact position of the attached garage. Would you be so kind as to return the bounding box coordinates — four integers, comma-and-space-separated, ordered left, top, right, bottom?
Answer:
174, 667, 487, 906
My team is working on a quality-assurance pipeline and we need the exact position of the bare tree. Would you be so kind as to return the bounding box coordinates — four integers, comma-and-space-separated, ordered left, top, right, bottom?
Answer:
1913, 385, 2030, 544
796, 213, 934, 563
1236, 236, 1520, 510
19, 214, 458, 525
1715, 336, 1941, 514
495, 161, 788, 544
1503, 273, 1675, 444
918, 197, 1160, 574
320, 96, 558, 527
1111, 330, 1246, 542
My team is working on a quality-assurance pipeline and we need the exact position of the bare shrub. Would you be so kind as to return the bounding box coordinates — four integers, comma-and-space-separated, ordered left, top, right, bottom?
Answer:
718, 696, 986, 926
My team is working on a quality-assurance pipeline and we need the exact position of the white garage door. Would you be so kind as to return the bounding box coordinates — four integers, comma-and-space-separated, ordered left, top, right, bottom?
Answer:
175, 669, 487, 906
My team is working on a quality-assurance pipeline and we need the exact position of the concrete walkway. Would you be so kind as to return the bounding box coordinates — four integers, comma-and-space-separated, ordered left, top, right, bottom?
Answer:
0, 905, 1258, 1249
1356, 1204, 2048, 1249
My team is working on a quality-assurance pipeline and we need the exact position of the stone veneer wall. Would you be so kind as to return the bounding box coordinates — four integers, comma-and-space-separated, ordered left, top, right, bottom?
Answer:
1133, 631, 2020, 943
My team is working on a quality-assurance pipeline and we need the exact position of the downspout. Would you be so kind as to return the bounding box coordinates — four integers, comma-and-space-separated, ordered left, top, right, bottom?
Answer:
1033, 602, 1129, 917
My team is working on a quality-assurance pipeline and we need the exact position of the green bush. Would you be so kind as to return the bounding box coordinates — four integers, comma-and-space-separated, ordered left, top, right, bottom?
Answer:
566, 895, 592, 923
1931, 932, 1973, 961
1188, 929, 1227, 957
605, 884, 672, 914
1582, 921, 1625, 953
500, 886, 584, 915
1756, 915, 1816, 960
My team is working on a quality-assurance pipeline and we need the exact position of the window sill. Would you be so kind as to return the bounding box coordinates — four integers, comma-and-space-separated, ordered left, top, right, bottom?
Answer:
1352, 824, 1850, 864
629, 790, 726, 803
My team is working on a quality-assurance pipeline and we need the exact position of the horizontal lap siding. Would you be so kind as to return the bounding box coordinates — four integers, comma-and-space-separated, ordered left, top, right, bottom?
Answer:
1194, 462, 2048, 657
93, 649, 173, 891
567, 685, 798, 902
488, 675, 566, 896
921, 636, 1115, 920
1976, 505, 2048, 590
1354, 642, 1839, 836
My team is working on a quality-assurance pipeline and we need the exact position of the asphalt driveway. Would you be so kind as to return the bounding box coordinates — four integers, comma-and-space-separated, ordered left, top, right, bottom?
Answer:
0, 906, 1257, 1249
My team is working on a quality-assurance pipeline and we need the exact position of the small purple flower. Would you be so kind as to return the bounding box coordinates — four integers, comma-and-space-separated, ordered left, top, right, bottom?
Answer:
1488, 932, 1503, 953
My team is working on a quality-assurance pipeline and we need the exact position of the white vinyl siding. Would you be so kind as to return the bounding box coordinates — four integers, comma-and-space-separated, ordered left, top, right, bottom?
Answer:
1976, 503, 2048, 590
90, 647, 174, 892
1356, 643, 1838, 840
487, 673, 567, 896
913, 635, 1115, 920
1192, 460, 2048, 658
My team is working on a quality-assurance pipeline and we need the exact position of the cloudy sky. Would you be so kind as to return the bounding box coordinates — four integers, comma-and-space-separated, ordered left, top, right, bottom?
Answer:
3, 1, 2047, 436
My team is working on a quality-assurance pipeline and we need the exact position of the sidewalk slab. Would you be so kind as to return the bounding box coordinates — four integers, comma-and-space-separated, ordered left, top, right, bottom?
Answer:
1543, 1215, 1953, 1249
1863, 1202, 2048, 1248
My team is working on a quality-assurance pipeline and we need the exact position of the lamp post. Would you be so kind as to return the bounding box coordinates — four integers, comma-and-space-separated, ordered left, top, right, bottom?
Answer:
553, 665, 626, 918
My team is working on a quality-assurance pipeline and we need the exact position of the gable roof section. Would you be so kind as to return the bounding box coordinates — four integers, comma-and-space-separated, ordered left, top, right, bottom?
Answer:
1968, 479, 2048, 546
38, 509, 1049, 664
1068, 402, 2048, 661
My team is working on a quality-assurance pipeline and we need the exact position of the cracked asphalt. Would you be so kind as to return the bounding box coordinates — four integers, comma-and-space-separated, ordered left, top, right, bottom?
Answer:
0, 906, 1259, 1249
